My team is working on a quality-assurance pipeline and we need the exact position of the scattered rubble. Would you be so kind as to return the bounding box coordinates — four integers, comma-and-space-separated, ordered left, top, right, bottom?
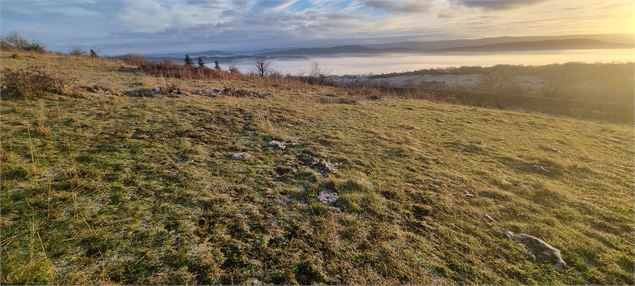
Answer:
313, 159, 335, 175
195, 87, 270, 98
318, 189, 339, 205
124, 87, 161, 97
231, 152, 252, 161
296, 152, 336, 176
166, 89, 189, 97
82, 84, 119, 95
194, 89, 222, 97
267, 140, 287, 149
506, 231, 566, 270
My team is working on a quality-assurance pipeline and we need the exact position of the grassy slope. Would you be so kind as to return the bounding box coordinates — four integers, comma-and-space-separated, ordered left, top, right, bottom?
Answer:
1, 52, 633, 284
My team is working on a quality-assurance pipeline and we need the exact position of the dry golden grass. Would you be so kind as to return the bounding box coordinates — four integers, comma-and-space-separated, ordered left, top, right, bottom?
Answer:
1, 50, 633, 285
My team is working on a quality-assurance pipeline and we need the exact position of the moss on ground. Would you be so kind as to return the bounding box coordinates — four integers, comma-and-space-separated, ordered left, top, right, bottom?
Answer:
1, 51, 633, 284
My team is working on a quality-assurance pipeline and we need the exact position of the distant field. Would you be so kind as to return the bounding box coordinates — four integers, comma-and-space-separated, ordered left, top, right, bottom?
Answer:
336, 63, 635, 123
1, 51, 634, 284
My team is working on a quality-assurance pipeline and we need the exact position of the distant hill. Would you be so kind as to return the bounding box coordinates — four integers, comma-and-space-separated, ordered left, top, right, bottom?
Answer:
366, 34, 634, 50
188, 50, 235, 57
145, 50, 235, 58
143, 34, 634, 58
259, 45, 377, 56
434, 39, 633, 52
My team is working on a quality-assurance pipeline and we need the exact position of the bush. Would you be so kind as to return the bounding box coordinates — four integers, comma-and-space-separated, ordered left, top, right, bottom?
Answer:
228, 65, 240, 75
115, 54, 151, 66
69, 47, 86, 56
0, 32, 46, 52
1, 68, 75, 98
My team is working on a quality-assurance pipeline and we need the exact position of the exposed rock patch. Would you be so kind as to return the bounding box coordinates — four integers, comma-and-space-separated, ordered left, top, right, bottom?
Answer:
231, 152, 252, 161
313, 159, 335, 175
318, 189, 339, 205
195, 87, 270, 98
506, 231, 566, 270
124, 87, 161, 97
267, 140, 287, 149
296, 152, 336, 176
81, 84, 119, 95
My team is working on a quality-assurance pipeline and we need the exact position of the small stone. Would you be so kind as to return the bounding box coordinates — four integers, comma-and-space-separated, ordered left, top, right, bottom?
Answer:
506, 231, 566, 270
314, 159, 335, 175
318, 189, 339, 205
267, 140, 287, 149
124, 87, 161, 97
513, 181, 531, 188
482, 197, 495, 203
541, 146, 561, 153
231, 152, 252, 161
196, 89, 222, 96
465, 191, 475, 197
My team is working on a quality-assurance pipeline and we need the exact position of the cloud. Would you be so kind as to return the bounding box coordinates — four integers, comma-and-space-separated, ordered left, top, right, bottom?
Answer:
452, 0, 550, 10
365, 0, 430, 13
118, 0, 172, 32
1, 0, 631, 54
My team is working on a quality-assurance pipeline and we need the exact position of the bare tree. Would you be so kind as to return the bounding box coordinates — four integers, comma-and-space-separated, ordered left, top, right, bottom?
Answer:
1, 32, 28, 48
310, 62, 329, 77
254, 56, 272, 77
0, 32, 46, 52
69, 47, 86, 56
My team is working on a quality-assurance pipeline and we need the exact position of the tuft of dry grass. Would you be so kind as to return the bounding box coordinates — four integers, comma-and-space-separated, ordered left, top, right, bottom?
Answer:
1, 68, 77, 98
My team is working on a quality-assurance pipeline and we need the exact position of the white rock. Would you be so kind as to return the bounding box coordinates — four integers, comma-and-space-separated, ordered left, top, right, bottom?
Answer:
318, 189, 339, 205
506, 231, 566, 270
267, 140, 287, 149
231, 152, 252, 161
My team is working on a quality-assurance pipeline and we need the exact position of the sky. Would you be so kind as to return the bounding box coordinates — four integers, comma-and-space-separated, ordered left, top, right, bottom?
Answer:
1, 0, 633, 55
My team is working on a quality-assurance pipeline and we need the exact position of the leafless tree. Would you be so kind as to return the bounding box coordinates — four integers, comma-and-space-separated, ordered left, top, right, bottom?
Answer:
0, 31, 46, 52
310, 62, 329, 77
69, 47, 86, 56
254, 56, 272, 77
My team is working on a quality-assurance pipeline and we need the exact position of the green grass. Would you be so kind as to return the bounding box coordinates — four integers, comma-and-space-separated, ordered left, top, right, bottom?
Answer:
1, 51, 634, 284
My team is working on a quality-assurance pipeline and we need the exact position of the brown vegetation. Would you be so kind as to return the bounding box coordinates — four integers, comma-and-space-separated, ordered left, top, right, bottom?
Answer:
1, 68, 76, 98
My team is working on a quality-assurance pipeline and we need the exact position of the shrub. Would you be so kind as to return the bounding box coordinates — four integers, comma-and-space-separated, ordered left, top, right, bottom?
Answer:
0, 32, 46, 52
115, 54, 150, 66
1, 68, 75, 98
228, 65, 240, 75
69, 47, 86, 56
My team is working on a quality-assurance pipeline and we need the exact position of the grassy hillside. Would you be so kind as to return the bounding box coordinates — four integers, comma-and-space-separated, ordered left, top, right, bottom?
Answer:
1, 51, 634, 284
344, 63, 635, 123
